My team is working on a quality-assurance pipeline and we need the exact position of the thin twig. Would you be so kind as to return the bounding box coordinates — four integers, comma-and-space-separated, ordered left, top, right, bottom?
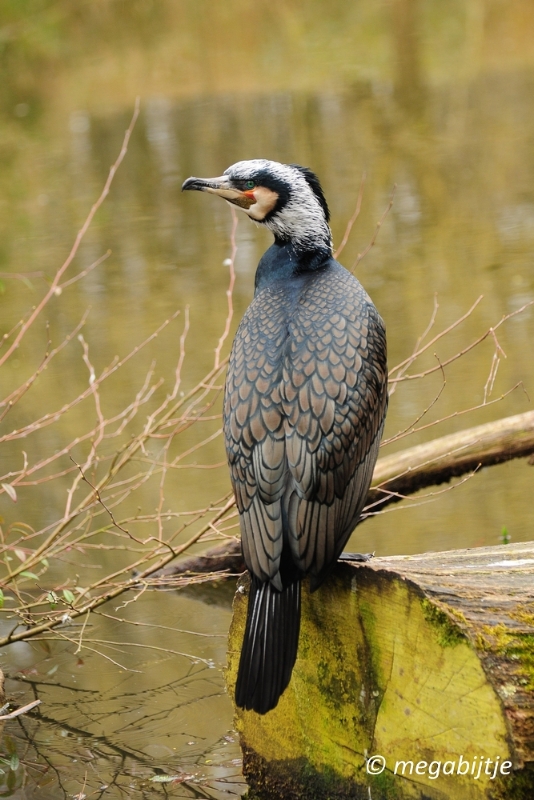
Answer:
334, 172, 366, 260
389, 300, 534, 384
388, 293, 439, 397
70, 459, 140, 542
0, 699, 41, 720
214, 206, 238, 369
350, 184, 396, 272
388, 295, 483, 379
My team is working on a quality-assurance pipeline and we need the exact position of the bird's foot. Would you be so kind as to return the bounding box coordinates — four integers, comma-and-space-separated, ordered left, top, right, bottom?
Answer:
338, 551, 375, 563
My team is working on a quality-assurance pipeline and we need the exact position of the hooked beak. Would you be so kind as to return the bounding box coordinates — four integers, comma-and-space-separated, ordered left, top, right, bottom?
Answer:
181, 175, 257, 209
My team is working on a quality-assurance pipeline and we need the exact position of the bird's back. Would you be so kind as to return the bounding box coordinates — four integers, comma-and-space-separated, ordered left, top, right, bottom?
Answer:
224, 257, 387, 592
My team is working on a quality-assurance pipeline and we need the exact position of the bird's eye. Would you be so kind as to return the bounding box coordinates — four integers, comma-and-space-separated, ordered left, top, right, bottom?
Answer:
245, 180, 255, 190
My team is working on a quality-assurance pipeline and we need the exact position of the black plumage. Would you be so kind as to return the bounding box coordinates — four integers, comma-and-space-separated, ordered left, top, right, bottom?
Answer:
182, 160, 388, 714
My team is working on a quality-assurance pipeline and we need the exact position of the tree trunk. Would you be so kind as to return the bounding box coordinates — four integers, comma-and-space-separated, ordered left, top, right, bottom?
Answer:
227, 541, 534, 799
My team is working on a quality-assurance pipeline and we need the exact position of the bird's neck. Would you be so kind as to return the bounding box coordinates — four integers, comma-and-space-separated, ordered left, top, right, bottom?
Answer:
254, 240, 331, 293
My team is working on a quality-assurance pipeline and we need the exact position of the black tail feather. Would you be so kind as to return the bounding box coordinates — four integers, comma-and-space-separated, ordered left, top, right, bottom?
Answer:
235, 577, 301, 714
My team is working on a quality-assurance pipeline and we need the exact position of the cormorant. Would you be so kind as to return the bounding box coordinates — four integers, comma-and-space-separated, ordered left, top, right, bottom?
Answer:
182, 160, 388, 714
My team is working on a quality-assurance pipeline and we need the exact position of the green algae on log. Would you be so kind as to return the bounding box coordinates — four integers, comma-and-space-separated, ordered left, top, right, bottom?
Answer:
227, 541, 534, 800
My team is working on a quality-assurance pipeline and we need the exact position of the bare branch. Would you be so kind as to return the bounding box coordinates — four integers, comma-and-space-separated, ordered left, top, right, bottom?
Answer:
334, 172, 365, 260
214, 206, 238, 369
350, 184, 396, 272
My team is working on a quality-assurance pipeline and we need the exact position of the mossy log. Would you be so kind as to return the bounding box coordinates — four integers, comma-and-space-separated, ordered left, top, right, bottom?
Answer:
227, 541, 534, 800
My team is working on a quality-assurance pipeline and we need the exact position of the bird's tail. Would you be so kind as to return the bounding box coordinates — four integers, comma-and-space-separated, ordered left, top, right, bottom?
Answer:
235, 576, 301, 714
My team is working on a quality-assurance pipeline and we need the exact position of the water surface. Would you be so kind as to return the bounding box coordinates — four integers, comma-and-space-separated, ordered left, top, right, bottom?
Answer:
1, 2, 534, 796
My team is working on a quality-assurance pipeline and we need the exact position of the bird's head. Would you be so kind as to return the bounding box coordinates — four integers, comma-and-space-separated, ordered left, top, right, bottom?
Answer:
182, 159, 332, 256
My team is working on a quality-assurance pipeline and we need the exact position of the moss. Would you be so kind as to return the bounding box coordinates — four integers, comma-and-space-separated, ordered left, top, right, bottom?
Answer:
316, 658, 359, 713
420, 599, 465, 647
367, 769, 403, 799
241, 745, 370, 800
480, 623, 516, 648
475, 624, 534, 690
447, 607, 469, 626
491, 764, 534, 799
358, 596, 386, 690
506, 635, 534, 689
509, 607, 534, 627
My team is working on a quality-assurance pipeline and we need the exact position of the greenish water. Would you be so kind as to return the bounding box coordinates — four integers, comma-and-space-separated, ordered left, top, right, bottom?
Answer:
1, 1, 534, 796
0, 585, 243, 798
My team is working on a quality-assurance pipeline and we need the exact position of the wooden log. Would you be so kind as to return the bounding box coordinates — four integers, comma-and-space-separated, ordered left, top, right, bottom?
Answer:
227, 542, 534, 799
368, 409, 534, 512
153, 540, 245, 581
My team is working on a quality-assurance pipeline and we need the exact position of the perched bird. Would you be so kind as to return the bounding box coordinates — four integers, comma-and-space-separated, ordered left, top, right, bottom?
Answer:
182, 160, 388, 714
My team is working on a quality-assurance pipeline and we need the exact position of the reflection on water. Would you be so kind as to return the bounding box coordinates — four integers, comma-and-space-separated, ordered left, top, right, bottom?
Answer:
1, 1, 534, 797
1, 586, 245, 798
